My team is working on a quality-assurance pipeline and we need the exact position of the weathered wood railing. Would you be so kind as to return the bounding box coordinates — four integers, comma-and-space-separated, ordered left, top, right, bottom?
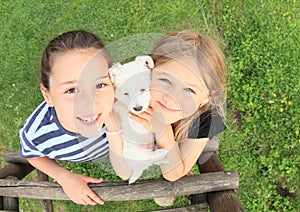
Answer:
0, 151, 244, 211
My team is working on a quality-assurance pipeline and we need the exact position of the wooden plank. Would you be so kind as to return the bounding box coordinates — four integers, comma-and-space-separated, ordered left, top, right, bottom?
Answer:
0, 171, 238, 201
197, 153, 244, 212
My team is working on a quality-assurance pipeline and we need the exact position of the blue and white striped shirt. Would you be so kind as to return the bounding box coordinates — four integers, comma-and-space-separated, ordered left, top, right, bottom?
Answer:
19, 101, 109, 163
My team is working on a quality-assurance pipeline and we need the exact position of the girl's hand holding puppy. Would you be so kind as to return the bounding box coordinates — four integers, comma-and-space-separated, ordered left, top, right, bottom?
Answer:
128, 107, 165, 135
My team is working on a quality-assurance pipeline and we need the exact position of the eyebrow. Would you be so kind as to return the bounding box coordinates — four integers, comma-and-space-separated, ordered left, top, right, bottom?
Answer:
59, 75, 109, 86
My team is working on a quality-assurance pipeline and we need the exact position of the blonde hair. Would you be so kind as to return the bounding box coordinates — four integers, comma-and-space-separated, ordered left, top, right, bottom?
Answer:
150, 30, 227, 141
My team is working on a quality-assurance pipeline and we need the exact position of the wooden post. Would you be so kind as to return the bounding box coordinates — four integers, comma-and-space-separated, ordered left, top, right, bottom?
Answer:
37, 171, 54, 212
0, 196, 2, 210
197, 153, 244, 212
0, 153, 34, 211
2, 176, 19, 211
0, 163, 33, 211
4, 153, 53, 212
0, 163, 34, 180
5, 152, 29, 164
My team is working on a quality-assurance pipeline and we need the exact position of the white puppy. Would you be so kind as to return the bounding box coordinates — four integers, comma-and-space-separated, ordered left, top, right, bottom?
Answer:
109, 56, 168, 184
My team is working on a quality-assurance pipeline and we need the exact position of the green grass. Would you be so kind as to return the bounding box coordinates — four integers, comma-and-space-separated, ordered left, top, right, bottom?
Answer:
1, 0, 299, 211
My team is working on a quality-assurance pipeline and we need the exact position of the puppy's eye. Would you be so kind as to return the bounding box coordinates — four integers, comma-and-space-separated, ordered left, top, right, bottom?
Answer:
124, 92, 129, 96
140, 89, 146, 92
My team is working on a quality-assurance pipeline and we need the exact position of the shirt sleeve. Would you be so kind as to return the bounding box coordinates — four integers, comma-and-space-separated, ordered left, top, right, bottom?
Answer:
188, 107, 226, 139
18, 101, 49, 159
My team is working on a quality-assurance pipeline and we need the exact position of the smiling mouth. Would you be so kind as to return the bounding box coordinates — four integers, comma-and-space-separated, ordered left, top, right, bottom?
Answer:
157, 101, 181, 112
77, 114, 100, 125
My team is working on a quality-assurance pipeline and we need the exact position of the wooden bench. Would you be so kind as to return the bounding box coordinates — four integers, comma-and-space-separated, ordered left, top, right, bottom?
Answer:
0, 152, 244, 211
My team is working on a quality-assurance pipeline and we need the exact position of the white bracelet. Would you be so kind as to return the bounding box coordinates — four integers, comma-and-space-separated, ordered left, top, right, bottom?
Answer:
105, 129, 122, 135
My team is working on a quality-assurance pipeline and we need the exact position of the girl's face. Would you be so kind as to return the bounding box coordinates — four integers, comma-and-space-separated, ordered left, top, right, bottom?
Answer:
41, 49, 114, 137
150, 60, 208, 124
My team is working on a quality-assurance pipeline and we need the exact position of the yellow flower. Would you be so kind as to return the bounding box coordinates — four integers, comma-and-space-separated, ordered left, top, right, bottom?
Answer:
296, 130, 299, 136
293, 0, 296, 4
283, 12, 287, 16
287, 101, 292, 105
279, 108, 284, 112
281, 97, 286, 104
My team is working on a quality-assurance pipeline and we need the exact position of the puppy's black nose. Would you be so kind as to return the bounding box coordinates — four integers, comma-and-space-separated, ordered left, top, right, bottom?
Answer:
133, 106, 143, 112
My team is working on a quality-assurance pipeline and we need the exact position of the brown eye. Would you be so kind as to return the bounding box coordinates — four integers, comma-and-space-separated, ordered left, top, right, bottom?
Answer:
65, 88, 78, 94
124, 92, 129, 96
96, 83, 107, 89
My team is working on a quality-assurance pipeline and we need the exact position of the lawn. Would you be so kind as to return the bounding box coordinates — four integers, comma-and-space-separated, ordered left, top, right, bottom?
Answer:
0, 0, 299, 211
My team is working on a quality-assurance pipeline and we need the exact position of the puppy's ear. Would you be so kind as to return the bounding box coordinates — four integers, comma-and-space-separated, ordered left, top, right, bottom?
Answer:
109, 63, 122, 85
135, 56, 154, 69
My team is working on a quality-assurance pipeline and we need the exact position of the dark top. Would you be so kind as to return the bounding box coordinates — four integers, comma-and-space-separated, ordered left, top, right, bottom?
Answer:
188, 108, 226, 139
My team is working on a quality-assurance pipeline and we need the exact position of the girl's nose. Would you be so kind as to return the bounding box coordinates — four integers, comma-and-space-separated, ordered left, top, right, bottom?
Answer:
162, 91, 180, 106
163, 88, 183, 103
74, 90, 96, 109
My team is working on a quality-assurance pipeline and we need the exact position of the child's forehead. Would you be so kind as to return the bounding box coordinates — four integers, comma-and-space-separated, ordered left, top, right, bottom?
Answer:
52, 49, 107, 67
51, 48, 102, 62
50, 50, 109, 84
154, 58, 201, 79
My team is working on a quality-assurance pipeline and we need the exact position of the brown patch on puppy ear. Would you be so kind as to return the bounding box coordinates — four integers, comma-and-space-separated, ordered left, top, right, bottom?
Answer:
40, 84, 54, 107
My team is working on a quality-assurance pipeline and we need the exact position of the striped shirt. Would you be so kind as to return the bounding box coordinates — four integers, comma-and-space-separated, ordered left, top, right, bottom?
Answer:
19, 101, 109, 163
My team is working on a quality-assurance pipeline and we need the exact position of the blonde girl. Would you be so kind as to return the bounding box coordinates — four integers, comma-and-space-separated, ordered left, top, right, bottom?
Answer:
105, 29, 227, 205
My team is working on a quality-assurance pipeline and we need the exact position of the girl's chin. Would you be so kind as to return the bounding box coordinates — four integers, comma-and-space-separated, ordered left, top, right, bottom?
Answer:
156, 113, 179, 125
78, 127, 101, 138
75, 121, 104, 138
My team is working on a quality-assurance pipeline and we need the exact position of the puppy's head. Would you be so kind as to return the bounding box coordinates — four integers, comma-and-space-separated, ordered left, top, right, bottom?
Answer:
109, 56, 154, 113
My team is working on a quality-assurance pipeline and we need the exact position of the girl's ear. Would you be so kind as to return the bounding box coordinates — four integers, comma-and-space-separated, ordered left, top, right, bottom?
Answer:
40, 84, 54, 107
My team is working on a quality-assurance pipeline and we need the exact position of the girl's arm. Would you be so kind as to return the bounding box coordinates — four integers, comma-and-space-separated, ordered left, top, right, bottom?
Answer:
105, 112, 133, 180
27, 157, 104, 205
155, 128, 208, 181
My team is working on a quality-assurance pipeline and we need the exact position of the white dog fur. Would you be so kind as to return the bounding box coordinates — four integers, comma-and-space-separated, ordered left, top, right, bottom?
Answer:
109, 56, 168, 184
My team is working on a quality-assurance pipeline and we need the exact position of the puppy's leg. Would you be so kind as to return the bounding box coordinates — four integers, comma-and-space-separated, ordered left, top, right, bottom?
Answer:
128, 167, 145, 184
